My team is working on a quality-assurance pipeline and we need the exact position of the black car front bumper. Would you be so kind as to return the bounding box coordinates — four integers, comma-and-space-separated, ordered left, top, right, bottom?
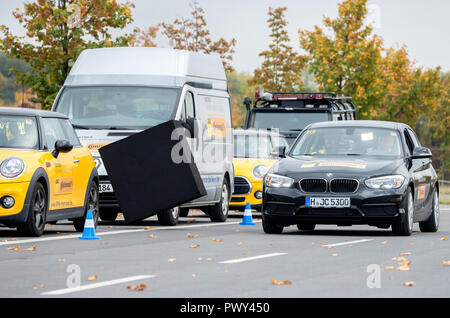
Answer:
263, 186, 407, 226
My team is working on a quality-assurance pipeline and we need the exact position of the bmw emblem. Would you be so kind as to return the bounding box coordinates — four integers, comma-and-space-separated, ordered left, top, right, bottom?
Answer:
326, 173, 333, 178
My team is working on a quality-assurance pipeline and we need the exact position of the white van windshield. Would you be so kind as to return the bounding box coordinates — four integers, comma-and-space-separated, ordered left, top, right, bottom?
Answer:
55, 86, 180, 129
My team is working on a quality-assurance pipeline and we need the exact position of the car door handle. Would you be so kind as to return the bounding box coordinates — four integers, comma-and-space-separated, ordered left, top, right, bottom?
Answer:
73, 159, 80, 164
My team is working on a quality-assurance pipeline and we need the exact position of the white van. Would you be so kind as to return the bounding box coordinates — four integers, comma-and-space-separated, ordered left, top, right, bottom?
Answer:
52, 47, 234, 225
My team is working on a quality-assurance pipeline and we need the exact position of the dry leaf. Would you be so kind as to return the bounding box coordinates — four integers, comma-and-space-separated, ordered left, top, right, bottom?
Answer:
189, 244, 200, 248
332, 253, 338, 257
168, 258, 176, 262
272, 279, 292, 285
10, 238, 18, 241
325, 245, 334, 249
147, 234, 157, 239
397, 261, 411, 271
400, 252, 411, 256
440, 237, 448, 241
206, 257, 213, 261
7, 246, 21, 251
25, 246, 36, 251
381, 241, 388, 245
348, 245, 354, 248
392, 256, 408, 261
144, 226, 152, 230
408, 243, 415, 246
384, 266, 395, 270
57, 258, 66, 263
237, 242, 244, 246
187, 233, 200, 238
441, 260, 450, 266
211, 238, 224, 242
403, 281, 415, 287
126, 284, 147, 291
86, 275, 98, 281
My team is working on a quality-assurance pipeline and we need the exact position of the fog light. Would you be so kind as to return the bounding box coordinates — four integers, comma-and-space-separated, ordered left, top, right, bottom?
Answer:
2, 196, 15, 209
254, 191, 263, 199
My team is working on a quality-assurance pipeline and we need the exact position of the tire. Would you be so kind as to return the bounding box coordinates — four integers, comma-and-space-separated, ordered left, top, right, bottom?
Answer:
262, 213, 283, 234
73, 182, 99, 232
17, 182, 47, 237
419, 189, 439, 232
99, 207, 119, 221
157, 207, 179, 226
179, 208, 189, 217
297, 223, 316, 231
392, 188, 414, 236
207, 179, 230, 222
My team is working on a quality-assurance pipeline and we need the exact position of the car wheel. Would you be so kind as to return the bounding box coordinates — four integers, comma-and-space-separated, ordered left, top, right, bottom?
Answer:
207, 179, 230, 222
262, 213, 283, 234
419, 189, 439, 232
392, 187, 414, 236
17, 182, 47, 237
297, 223, 316, 231
179, 208, 189, 217
157, 207, 179, 226
73, 182, 99, 232
99, 207, 119, 221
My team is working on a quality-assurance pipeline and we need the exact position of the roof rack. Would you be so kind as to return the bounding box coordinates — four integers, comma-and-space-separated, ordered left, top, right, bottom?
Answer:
255, 91, 338, 101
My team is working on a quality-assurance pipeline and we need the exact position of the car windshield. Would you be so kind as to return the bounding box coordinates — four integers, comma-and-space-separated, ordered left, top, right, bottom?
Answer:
234, 133, 288, 159
0, 115, 39, 149
290, 127, 403, 158
251, 111, 329, 131
55, 86, 180, 129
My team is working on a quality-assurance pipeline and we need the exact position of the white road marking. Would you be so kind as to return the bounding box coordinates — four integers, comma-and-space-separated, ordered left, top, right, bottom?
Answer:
323, 239, 374, 248
0, 220, 260, 246
219, 252, 287, 264
41, 274, 156, 296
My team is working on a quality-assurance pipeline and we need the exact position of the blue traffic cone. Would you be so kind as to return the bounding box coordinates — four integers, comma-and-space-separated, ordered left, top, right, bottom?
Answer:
78, 210, 100, 240
240, 203, 256, 225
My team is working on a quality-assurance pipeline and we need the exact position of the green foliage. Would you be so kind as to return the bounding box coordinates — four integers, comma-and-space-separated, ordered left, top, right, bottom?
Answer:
0, 53, 32, 104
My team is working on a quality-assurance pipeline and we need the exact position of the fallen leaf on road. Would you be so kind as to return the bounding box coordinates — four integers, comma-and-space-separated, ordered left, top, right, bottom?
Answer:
269, 243, 274, 246
332, 253, 338, 257
441, 260, 450, 266
206, 257, 213, 261
211, 238, 224, 242
397, 261, 411, 271
189, 244, 200, 248
403, 281, 415, 287
237, 242, 244, 246
348, 245, 354, 248
168, 258, 176, 262
86, 275, 98, 281
400, 252, 411, 256
144, 226, 152, 230
272, 279, 292, 285
10, 238, 18, 241
147, 234, 157, 239
440, 237, 448, 241
25, 246, 36, 251
384, 266, 395, 270
57, 258, 66, 263
187, 233, 200, 238
408, 243, 414, 246
126, 284, 147, 291
325, 245, 334, 249
7, 246, 21, 251
381, 241, 388, 245
392, 256, 408, 261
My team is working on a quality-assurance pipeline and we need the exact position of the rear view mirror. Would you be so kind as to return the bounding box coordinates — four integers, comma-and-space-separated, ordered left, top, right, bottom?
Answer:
243, 97, 252, 110
271, 146, 286, 158
411, 146, 432, 159
52, 139, 73, 158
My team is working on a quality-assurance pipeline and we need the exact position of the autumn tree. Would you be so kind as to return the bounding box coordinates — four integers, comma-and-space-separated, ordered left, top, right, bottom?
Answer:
248, 7, 307, 92
0, 0, 135, 108
299, 0, 387, 118
133, 26, 159, 47
160, 0, 236, 73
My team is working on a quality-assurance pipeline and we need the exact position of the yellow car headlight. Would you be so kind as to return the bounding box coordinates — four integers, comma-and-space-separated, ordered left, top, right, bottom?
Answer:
0, 157, 25, 179
252, 164, 269, 179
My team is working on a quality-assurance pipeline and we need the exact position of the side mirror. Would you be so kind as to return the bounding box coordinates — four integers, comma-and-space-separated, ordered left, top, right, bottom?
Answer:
270, 146, 286, 158
411, 146, 432, 159
52, 139, 73, 158
243, 97, 252, 111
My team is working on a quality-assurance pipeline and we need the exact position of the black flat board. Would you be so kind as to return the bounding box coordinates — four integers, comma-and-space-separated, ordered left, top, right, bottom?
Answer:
99, 120, 206, 223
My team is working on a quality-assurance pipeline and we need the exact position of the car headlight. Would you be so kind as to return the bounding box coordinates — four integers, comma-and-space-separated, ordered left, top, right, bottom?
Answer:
0, 157, 25, 179
265, 173, 294, 188
365, 175, 405, 190
252, 164, 269, 179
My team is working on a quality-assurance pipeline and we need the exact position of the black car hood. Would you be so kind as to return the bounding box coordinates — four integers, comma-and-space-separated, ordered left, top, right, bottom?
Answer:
271, 156, 404, 179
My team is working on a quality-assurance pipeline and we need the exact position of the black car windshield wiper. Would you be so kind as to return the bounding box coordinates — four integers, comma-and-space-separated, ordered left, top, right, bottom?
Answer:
72, 124, 98, 130
289, 129, 303, 131
345, 153, 361, 156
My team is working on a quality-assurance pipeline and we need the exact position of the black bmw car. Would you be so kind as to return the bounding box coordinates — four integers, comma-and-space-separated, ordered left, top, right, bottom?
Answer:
262, 120, 439, 236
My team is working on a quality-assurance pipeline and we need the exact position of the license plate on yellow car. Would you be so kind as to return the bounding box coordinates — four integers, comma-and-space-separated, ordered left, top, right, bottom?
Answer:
306, 197, 350, 208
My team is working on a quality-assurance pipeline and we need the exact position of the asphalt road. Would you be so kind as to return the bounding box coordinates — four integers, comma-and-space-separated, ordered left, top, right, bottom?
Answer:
0, 206, 449, 298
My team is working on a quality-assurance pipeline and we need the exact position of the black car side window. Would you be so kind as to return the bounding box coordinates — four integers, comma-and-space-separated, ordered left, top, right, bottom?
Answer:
403, 130, 414, 155
407, 128, 421, 147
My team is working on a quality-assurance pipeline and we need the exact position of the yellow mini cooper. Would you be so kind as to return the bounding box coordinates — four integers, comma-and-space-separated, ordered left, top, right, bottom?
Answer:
230, 129, 288, 211
0, 107, 99, 236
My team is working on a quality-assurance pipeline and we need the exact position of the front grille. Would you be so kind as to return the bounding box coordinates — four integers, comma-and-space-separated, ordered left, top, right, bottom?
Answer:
230, 197, 245, 203
330, 179, 359, 193
233, 177, 251, 195
299, 179, 327, 193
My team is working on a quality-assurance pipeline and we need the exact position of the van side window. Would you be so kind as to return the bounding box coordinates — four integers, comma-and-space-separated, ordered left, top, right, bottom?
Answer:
181, 91, 195, 122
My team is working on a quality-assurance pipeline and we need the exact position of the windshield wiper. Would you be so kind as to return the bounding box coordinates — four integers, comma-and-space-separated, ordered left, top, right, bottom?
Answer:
345, 153, 361, 156
72, 124, 96, 130
106, 127, 135, 130
289, 129, 303, 131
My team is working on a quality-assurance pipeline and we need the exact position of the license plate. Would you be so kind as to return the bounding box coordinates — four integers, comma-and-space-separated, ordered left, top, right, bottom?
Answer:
306, 197, 350, 208
99, 183, 114, 193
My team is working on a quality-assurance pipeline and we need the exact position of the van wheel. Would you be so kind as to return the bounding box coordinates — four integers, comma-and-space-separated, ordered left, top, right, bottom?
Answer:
157, 207, 179, 226
392, 188, 414, 236
207, 179, 230, 222
17, 182, 47, 237
262, 213, 283, 234
419, 189, 439, 232
99, 208, 119, 221
73, 182, 99, 232
179, 208, 189, 217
